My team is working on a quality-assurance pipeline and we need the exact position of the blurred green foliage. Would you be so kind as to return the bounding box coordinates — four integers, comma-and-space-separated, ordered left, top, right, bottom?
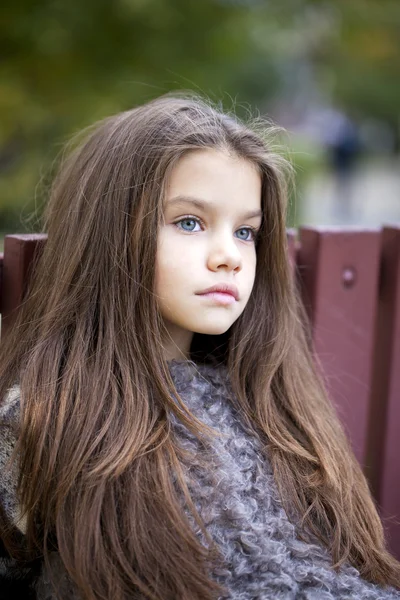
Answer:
0, 0, 399, 232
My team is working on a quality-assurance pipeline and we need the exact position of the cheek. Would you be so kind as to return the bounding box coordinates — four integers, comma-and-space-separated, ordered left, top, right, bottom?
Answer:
245, 249, 257, 281
242, 255, 257, 302
155, 231, 194, 295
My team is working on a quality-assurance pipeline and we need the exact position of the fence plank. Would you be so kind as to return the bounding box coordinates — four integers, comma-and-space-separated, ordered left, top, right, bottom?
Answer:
0, 253, 3, 315
366, 225, 400, 560
1, 234, 47, 338
296, 227, 381, 467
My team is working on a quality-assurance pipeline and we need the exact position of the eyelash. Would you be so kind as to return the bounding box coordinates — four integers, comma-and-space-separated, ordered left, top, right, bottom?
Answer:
173, 216, 260, 243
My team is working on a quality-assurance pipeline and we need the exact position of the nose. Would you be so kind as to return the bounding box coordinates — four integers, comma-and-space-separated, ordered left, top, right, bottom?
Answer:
207, 229, 243, 272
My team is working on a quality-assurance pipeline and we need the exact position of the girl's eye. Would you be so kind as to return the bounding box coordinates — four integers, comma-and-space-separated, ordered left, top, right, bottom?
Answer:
236, 227, 258, 242
174, 217, 259, 242
174, 217, 202, 233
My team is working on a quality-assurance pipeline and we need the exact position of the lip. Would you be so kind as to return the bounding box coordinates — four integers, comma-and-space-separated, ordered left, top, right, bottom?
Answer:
196, 283, 239, 301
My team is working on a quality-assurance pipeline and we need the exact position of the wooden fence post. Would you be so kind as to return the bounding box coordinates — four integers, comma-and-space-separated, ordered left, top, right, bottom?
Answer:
366, 225, 400, 559
296, 227, 381, 467
0, 253, 3, 316
1, 234, 47, 338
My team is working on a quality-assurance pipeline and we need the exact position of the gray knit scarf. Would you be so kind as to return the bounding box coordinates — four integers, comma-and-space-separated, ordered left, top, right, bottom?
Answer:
0, 359, 399, 599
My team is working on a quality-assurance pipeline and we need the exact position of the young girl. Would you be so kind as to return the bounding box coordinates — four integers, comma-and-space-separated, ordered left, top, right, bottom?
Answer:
0, 93, 399, 600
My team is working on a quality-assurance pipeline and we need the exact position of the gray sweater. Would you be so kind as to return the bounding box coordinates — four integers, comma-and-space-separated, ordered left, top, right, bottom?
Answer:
1, 358, 399, 599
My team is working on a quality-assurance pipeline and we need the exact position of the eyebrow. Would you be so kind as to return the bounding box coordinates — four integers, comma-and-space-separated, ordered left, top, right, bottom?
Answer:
165, 195, 263, 220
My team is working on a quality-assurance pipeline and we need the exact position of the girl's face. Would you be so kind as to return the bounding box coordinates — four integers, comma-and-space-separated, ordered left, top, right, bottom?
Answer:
156, 148, 262, 360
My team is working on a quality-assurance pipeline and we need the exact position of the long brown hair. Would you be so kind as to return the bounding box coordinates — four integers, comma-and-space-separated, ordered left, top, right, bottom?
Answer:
0, 92, 399, 599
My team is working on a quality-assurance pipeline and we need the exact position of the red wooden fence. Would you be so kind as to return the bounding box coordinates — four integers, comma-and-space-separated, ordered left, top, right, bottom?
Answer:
0, 227, 399, 559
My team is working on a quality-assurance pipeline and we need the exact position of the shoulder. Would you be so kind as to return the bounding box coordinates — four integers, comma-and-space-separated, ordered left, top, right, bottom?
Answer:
0, 385, 21, 471
0, 386, 21, 426
0, 385, 21, 469
0, 385, 25, 535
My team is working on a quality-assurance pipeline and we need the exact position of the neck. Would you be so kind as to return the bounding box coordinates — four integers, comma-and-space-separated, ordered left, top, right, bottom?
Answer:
162, 323, 194, 361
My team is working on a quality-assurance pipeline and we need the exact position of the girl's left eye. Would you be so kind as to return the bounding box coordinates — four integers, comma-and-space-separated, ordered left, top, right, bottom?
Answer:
173, 217, 258, 242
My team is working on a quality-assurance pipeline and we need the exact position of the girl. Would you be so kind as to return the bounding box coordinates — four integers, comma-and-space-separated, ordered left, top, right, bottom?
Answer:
0, 93, 399, 600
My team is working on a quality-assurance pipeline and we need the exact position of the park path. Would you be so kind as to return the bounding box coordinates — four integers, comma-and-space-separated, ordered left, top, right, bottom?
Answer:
297, 157, 400, 228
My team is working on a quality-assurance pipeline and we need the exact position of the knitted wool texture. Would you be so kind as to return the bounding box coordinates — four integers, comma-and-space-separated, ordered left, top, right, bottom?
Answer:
0, 359, 399, 599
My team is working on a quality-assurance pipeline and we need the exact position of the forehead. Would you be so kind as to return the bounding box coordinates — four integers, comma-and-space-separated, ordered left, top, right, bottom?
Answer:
164, 149, 262, 217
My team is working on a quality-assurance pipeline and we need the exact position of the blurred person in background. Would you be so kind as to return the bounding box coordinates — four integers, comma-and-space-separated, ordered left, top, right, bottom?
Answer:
322, 108, 362, 222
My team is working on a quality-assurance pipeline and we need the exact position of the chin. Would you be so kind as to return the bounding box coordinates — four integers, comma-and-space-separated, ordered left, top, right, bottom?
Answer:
192, 321, 234, 336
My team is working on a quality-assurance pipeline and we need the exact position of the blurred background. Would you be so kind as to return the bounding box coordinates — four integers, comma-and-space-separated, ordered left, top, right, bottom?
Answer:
1, 0, 399, 242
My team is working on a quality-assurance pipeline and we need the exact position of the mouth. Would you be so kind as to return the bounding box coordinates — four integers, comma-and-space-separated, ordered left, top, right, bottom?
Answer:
196, 291, 237, 306
196, 284, 239, 301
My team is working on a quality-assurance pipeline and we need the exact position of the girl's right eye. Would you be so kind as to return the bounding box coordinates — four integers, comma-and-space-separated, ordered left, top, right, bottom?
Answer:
174, 217, 203, 232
